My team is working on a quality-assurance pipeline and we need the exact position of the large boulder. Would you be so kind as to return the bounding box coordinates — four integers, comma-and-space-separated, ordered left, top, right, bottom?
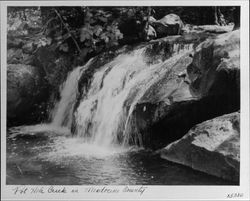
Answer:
161, 112, 240, 183
151, 14, 184, 37
7, 64, 47, 126
128, 30, 240, 149
187, 30, 240, 97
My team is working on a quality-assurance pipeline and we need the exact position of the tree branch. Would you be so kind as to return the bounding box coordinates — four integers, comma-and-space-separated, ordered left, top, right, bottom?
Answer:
54, 9, 81, 54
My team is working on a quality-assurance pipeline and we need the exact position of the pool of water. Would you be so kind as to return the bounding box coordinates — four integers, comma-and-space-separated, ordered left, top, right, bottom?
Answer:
6, 131, 236, 185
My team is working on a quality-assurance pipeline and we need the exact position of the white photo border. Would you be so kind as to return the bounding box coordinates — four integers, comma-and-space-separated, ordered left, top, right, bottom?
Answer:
1, 1, 249, 200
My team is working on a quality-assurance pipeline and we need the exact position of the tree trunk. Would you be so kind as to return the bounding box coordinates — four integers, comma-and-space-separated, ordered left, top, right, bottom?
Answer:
217, 7, 226, 26
214, 7, 220, 25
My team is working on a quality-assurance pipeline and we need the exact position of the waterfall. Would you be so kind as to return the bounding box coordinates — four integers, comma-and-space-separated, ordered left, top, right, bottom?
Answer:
50, 67, 81, 128
50, 59, 92, 128
74, 43, 194, 147
8, 42, 193, 148
8, 59, 93, 137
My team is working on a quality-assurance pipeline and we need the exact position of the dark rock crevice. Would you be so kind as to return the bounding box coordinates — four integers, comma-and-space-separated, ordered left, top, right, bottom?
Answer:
133, 93, 239, 150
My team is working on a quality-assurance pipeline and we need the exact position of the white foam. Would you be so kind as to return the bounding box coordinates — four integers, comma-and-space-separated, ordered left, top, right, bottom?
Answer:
8, 124, 71, 138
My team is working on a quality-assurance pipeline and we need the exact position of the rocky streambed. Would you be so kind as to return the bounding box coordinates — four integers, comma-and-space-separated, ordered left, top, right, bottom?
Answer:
7, 25, 240, 184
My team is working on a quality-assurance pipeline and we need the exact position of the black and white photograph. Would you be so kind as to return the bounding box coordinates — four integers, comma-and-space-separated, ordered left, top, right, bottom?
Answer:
1, 1, 249, 200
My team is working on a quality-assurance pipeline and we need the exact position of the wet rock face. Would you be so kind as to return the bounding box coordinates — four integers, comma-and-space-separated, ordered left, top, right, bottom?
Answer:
7, 64, 48, 126
131, 30, 240, 150
161, 112, 240, 183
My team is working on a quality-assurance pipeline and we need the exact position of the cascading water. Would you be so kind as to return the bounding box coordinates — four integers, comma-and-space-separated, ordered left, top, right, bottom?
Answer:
50, 66, 82, 128
8, 60, 93, 136
74, 43, 194, 148
9, 43, 194, 145
9, 42, 194, 143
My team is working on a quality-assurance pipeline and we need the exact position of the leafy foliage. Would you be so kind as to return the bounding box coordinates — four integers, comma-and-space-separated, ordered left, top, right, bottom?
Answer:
40, 7, 127, 63
8, 6, 239, 63
7, 6, 240, 88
